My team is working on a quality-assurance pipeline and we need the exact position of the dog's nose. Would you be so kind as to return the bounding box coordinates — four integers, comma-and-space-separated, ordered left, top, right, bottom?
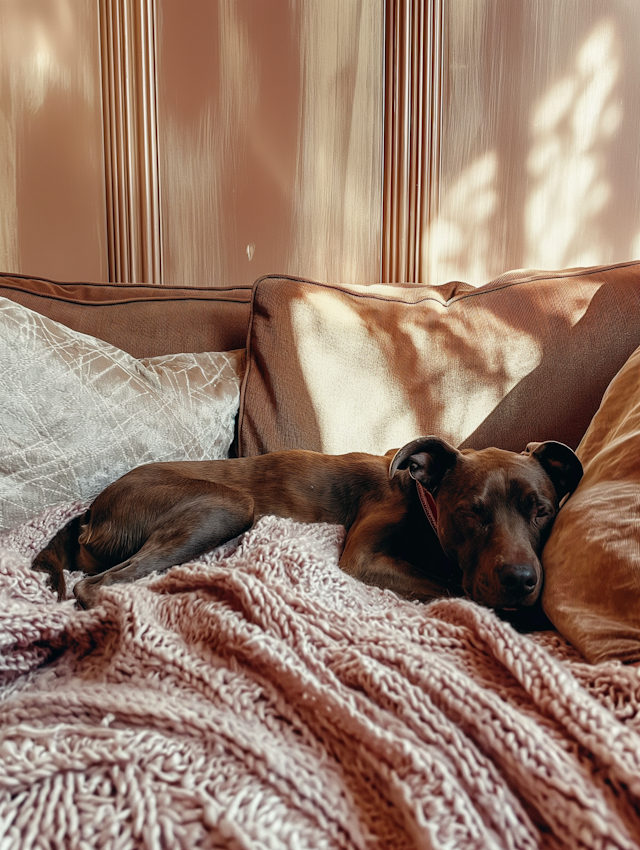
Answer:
500, 563, 538, 597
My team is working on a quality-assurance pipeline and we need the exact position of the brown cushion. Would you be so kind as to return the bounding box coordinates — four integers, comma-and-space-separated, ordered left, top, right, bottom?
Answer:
0, 273, 252, 358
542, 343, 640, 663
238, 263, 640, 457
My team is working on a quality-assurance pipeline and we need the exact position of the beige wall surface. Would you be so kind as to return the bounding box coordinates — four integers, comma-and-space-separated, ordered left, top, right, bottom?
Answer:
3, 1, 638, 291
0, 1, 383, 288
423, 0, 640, 287
155, 0, 384, 288
0, 0, 108, 282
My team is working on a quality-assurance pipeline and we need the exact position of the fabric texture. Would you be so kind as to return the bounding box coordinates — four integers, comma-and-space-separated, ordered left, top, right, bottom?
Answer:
0, 297, 244, 531
542, 342, 640, 663
0, 272, 252, 357
238, 263, 640, 457
2, 504, 640, 849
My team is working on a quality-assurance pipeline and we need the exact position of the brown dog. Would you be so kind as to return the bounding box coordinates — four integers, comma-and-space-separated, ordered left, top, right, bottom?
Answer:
32, 436, 582, 611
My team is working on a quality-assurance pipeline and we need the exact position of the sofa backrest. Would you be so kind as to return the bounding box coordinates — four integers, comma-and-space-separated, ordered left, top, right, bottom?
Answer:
0, 273, 252, 358
5, 263, 640, 456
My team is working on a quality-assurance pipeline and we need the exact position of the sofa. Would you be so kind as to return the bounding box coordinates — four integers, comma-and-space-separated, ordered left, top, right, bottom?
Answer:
2, 264, 640, 848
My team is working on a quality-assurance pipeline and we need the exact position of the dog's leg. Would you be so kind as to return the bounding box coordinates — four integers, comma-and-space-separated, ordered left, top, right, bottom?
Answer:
32, 514, 83, 600
339, 513, 454, 602
74, 489, 253, 609
340, 547, 451, 602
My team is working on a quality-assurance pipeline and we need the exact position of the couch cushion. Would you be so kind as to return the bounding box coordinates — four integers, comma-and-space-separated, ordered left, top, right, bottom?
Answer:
542, 342, 640, 663
237, 263, 640, 457
0, 297, 244, 531
0, 272, 252, 358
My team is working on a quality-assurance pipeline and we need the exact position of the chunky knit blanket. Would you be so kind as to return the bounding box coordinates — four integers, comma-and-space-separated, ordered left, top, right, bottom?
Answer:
1, 503, 640, 850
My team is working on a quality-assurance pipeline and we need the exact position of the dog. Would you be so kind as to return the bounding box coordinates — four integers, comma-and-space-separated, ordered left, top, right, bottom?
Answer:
32, 436, 582, 612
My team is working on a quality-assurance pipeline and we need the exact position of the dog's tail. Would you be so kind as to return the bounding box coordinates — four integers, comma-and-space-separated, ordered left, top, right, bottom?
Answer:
32, 513, 83, 600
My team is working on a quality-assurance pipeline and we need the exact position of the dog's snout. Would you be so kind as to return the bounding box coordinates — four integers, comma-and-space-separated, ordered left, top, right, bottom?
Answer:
500, 563, 538, 597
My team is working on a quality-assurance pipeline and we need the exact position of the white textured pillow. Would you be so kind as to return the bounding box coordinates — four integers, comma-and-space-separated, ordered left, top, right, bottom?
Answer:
0, 297, 244, 531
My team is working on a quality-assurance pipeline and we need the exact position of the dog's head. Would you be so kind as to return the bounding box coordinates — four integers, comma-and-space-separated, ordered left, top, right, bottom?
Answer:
390, 436, 583, 610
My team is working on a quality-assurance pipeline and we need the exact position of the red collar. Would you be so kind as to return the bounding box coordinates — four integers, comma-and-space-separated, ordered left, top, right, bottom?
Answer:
416, 481, 439, 534
415, 481, 457, 581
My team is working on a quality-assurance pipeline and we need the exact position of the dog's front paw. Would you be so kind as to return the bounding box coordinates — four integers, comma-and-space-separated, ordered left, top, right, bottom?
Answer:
73, 575, 103, 609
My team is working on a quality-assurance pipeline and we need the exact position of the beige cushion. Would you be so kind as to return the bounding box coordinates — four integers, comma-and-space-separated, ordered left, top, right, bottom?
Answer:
238, 263, 640, 457
0, 297, 244, 531
542, 343, 640, 663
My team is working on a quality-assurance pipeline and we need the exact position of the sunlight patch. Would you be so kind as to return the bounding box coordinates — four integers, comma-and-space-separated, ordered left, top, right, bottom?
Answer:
291, 291, 420, 455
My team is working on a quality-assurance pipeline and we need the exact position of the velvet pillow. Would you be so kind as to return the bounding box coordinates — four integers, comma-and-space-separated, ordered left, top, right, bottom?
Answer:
0, 297, 244, 531
542, 342, 640, 663
238, 264, 640, 457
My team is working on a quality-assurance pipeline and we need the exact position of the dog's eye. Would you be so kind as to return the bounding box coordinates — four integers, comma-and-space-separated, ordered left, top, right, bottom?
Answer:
460, 508, 490, 529
533, 504, 552, 524
522, 492, 551, 520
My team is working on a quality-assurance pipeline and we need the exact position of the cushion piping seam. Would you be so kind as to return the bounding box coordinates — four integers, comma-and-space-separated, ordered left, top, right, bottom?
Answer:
252, 261, 640, 307
0, 290, 252, 307
0, 271, 253, 294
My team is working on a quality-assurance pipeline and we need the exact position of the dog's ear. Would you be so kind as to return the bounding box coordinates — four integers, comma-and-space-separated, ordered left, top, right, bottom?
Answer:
527, 440, 583, 500
522, 441, 542, 455
389, 436, 460, 491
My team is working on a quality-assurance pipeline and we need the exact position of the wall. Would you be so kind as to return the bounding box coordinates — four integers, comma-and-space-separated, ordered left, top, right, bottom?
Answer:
4, 2, 637, 290
424, 0, 640, 286
155, 0, 384, 288
0, 0, 108, 282
0, 0, 384, 287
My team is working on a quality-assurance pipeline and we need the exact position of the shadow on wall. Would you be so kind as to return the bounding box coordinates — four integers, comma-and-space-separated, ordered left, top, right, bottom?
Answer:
423, 12, 640, 287
524, 19, 622, 270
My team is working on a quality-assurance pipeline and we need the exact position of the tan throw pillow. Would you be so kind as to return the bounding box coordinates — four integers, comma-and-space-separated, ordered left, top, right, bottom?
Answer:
542, 342, 640, 663
237, 264, 640, 457
0, 298, 244, 531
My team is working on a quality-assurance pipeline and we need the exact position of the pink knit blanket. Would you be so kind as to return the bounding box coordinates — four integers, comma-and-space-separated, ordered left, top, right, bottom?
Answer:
1, 503, 640, 850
